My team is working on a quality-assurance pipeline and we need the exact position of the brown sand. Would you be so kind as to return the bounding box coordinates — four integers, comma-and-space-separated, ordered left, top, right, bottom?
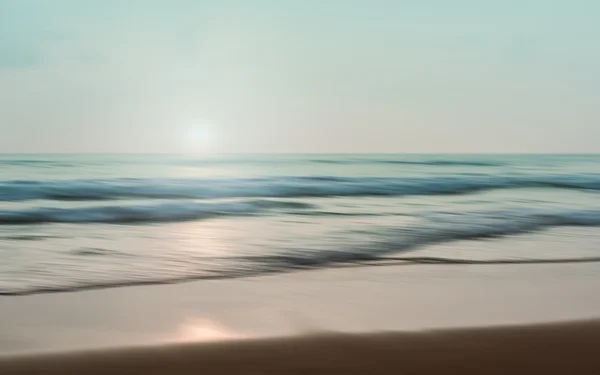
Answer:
4, 260, 600, 373
3, 319, 600, 374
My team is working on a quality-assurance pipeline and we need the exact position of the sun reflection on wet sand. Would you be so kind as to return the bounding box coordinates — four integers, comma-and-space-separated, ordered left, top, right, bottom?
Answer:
167, 318, 243, 343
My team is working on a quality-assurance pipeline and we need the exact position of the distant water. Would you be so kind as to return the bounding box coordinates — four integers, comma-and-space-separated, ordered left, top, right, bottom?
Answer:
2, 154, 600, 295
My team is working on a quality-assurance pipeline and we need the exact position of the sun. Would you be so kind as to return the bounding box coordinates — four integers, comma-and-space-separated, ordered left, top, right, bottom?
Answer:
187, 127, 215, 143
182, 124, 219, 153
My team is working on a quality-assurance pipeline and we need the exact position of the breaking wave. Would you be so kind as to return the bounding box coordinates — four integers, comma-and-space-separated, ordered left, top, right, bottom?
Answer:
0, 199, 314, 224
1, 174, 600, 202
4, 207, 600, 295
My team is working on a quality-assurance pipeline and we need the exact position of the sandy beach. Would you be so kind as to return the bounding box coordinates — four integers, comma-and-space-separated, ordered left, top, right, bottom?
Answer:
3, 261, 600, 373
4, 0, 600, 372
4, 319, 600, 375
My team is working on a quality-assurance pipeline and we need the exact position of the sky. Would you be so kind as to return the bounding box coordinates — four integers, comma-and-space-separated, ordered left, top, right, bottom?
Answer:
1, 0, 599, 153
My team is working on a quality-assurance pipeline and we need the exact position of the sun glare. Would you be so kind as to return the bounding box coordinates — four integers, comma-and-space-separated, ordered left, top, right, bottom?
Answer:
169, 318, 241, 343
182, 124, 219, 153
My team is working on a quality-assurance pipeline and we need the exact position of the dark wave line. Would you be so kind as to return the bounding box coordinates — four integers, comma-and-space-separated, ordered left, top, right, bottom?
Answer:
3, 256, 600, 296
374, 256, 600, 265
2, 174, 600, 202
0, 199, 315, 225
307, 159, 504, 167
0, 235, 60, 241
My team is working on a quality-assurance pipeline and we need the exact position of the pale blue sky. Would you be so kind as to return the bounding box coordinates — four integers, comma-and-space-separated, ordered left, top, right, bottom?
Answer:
1, 0, 599, 153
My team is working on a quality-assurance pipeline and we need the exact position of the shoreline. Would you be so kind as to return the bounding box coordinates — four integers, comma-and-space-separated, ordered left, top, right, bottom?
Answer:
3, 262, 600, 356
4, 319, 600, 374
4, 254, 600, 297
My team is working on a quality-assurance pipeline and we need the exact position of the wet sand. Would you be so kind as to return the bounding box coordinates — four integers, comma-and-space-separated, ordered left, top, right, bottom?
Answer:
2, 262, 600, 373
4, 320, 600, 374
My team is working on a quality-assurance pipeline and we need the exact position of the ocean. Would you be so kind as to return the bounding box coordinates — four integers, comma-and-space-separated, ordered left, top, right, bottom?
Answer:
2, 153, 600, 295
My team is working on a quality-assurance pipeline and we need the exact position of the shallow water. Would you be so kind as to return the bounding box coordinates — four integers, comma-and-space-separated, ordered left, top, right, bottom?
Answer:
1, 154, 600, 294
